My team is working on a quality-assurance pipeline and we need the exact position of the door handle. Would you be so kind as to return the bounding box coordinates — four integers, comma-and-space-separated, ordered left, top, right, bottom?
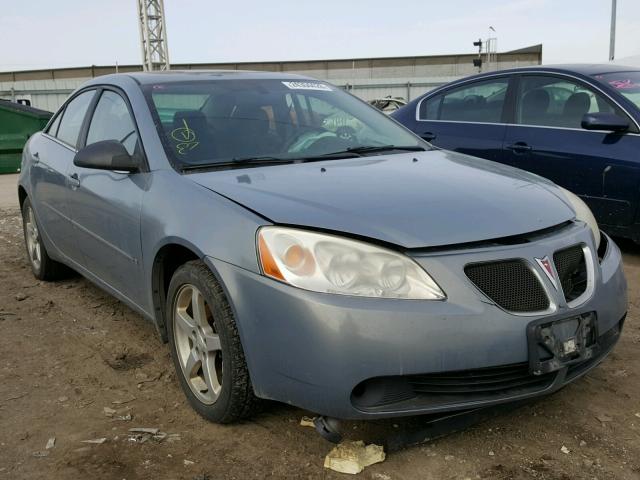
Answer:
505, 142, 532, 153
68, 172, 80, 189
422, 132, 437, 141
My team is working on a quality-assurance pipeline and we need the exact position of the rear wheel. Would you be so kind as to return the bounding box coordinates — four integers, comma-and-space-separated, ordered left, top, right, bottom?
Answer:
166, 260, 258, 423
21, 198, 67, 281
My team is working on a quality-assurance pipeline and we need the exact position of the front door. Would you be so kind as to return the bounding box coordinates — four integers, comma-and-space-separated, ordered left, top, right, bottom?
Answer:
502, 74, 640, 227
66, 89, 147, 305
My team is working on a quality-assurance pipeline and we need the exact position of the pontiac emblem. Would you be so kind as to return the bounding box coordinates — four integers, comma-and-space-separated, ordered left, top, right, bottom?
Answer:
535, 256, 558, 290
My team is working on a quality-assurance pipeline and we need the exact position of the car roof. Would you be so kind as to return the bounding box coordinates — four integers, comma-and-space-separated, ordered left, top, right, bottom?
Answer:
117, 70, 316, 85
461, 63, 640, 83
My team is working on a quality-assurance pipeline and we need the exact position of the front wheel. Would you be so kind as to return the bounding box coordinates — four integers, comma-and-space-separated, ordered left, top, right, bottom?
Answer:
166, 260, 258, 423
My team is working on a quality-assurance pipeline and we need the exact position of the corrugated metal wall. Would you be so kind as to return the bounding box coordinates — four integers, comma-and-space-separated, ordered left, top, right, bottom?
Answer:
0, 47, 542, 112
0, 78, 86, 112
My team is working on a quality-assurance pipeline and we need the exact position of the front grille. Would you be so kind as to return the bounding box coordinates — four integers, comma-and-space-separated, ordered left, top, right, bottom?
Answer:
553, 245, 587, 302
465, 260, 549, 312
407, 362, 555, 398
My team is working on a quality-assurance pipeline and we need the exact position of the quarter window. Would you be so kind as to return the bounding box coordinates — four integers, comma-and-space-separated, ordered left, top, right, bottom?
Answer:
46, 113, 62, 137
418, 78, 509, 123
56, 90, 95, 148
516, 76, 625, 129
86, 91, 139, 156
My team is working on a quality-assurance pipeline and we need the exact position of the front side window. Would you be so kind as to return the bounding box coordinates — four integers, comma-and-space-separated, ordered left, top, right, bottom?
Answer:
516, 75, 624, 129
142, 79, 424, 168
86, 90, 139, 155
418, 78, 509, 123
56, 90, 95, 148
593, 71, 640, 109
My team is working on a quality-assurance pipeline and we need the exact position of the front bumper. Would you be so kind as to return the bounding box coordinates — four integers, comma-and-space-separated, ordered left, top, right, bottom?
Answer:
207, 223, 627, 420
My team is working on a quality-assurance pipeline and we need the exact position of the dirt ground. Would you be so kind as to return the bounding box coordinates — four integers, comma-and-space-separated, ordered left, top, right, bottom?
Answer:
1, 205, 639, 480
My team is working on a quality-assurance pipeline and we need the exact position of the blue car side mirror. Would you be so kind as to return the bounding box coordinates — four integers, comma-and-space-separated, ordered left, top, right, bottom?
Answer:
581, 112, 629, 132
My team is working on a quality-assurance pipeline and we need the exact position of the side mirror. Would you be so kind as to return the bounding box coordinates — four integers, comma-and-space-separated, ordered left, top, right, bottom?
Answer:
74, 140, 139, 172
581, 112, 629, 132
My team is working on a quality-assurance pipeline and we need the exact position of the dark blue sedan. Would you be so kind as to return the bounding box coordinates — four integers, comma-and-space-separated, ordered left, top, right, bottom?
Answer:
392, 64, 640, 243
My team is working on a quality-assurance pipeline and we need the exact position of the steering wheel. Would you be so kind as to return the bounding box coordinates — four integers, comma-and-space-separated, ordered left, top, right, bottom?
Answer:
283, 127, 330, 151
335, 126, 357, 142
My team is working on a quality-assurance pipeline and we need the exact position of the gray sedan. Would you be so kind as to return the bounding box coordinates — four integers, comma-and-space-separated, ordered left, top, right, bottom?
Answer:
18, 72, 627, 424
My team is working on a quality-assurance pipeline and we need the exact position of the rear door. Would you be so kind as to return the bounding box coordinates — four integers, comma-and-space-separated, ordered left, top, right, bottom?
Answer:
502, 74, 640, 227
411, 76, 512, 162
66, 88, 147, 304
30, 90, 96, 263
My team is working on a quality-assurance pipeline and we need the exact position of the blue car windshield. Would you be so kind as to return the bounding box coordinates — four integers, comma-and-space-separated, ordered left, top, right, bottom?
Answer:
142, 79, 424, 168
594, 71, 640, 109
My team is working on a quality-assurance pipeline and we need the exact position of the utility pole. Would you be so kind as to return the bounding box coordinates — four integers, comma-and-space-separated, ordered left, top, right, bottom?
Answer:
609, 0, 617, 61
137, 0, 171, 71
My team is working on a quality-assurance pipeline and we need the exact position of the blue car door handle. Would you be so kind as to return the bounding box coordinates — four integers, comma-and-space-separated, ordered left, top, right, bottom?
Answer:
506, 142, 532, 153
68, 172, 80, 189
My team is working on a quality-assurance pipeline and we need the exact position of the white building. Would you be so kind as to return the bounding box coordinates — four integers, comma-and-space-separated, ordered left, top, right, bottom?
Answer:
0, 45, 542, 112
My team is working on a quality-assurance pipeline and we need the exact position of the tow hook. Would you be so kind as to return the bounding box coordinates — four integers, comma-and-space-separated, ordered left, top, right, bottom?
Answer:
314, 416, 343, 443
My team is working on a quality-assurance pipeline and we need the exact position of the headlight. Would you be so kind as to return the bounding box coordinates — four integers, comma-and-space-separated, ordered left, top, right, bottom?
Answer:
257, 227, 445, 300
559, 187, 600, 248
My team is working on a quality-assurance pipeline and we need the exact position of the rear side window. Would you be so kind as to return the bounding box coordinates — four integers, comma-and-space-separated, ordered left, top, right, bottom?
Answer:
56, 90, 95, 147
86, 91, 139, 156
516, 75, 627, 129
418, 78, 509, 123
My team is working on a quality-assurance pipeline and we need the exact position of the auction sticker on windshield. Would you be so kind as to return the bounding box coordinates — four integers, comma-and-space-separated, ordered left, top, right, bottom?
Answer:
282, 81, 332, 91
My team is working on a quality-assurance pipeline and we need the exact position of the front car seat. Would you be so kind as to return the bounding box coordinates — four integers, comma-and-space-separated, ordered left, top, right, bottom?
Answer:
562, 92, 591, 128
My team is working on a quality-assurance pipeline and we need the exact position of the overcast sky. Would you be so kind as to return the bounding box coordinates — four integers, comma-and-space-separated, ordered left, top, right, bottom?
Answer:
1, 0, 639, 72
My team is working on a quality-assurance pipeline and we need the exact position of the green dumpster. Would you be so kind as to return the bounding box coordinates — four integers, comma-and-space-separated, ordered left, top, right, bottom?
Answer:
0, 100, 52, 174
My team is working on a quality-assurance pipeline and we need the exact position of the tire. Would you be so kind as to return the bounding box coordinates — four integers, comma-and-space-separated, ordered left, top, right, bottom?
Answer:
21, 197, 68, 281
166, 260, 258, 423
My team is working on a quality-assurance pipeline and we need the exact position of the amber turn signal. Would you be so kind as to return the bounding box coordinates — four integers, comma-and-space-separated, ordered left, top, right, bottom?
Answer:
258, 233, 285, 281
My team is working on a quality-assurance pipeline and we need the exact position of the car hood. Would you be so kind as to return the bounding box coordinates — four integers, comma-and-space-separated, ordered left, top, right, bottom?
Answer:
188, 149, 575, 249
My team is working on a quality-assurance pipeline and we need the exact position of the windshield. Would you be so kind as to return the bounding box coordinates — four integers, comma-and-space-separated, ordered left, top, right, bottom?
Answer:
142, 79, 424, 168
594, 71, 640, 109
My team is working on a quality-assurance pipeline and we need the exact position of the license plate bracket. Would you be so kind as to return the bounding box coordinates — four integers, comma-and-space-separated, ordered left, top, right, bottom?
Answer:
527, 312, 599, 375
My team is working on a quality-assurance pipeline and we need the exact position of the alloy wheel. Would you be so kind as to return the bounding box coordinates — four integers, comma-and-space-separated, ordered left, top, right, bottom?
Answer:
173, 284, 223, 405
24, 206, 42, 271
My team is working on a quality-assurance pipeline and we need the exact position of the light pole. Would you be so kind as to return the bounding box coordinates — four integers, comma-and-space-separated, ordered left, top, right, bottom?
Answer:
609, 0, 617, 61
473, 39, 483, 72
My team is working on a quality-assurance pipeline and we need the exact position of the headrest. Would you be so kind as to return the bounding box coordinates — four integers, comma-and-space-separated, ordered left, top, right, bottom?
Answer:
173, 110, 208, 129
522, 89, 550, 113
563, 92, 591, 116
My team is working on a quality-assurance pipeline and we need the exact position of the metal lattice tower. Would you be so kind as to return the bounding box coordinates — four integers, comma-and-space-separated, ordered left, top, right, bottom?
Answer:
137, 0, 170, 71
485, 37, 498, 71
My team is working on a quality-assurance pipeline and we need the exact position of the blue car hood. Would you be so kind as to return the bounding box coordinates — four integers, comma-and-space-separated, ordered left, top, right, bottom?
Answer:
188, 150, 575, 249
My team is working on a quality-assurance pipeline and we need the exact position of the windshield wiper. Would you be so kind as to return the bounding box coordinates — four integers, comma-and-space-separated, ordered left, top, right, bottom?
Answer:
290, 145, 427, 164
182, 156, 294, 172
345, 145, 426, 154
181, 146, 427, 172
